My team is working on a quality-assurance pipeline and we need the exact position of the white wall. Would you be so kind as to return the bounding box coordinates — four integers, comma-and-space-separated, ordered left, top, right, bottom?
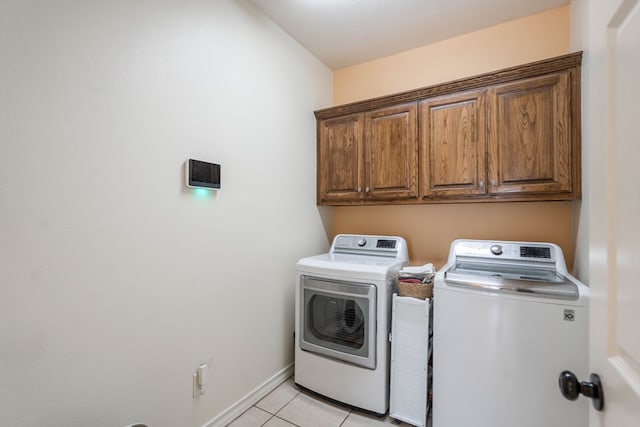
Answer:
568, 0, 607, 285
569, 0, 589, 282
0, 1, 332, 426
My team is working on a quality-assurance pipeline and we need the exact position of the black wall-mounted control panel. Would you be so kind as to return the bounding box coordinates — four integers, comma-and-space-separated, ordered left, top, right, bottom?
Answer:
186, 159, 220, 189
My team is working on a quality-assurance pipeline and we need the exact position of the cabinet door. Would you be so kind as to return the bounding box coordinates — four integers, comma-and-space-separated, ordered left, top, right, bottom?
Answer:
487, 72, 573, 196
420, 90, 487, 199
365, 103, 418, 200
317, 114, 365, 204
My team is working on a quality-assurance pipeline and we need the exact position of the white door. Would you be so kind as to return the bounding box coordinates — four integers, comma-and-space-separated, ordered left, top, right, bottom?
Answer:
583, 0, 640, 425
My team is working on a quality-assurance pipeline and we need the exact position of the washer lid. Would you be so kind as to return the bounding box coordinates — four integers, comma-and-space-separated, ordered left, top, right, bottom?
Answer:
444, 262, 579, 300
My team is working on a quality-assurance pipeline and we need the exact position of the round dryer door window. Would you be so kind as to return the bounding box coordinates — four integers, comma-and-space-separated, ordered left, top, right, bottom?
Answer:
299, 276, 377, 369
308, 295, 366, 348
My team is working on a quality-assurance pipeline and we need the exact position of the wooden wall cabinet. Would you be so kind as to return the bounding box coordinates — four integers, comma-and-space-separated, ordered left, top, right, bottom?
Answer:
317, 103, 418, 204
420, 90, 487, 199
317, 113, 365, 204
487, 72, 574, 197
315, 52, 581, 205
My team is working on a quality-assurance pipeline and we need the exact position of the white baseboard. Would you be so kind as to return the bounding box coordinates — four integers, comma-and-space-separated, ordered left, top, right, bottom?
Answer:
203, 363, 294, 427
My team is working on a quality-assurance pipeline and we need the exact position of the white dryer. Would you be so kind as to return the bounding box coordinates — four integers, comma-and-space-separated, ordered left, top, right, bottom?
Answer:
295, 234, 408, 415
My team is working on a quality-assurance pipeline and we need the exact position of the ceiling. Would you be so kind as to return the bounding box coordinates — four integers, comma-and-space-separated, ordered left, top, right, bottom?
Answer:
248, 0, 570, 70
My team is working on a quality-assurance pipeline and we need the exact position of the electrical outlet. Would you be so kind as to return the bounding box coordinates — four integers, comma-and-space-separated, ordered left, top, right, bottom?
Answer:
192, 372, 199, 399
193, 361, 212, 398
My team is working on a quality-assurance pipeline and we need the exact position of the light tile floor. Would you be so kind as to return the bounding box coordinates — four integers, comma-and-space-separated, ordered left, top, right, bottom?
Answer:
227, 376, 431, 427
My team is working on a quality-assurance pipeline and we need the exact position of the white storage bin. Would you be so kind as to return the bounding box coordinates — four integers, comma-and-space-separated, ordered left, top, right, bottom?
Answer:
389, 294, 432, 427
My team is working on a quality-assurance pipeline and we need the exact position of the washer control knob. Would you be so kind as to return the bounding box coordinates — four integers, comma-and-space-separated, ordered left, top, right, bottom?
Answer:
490, 244, 503, 255
357, 238, 367, 247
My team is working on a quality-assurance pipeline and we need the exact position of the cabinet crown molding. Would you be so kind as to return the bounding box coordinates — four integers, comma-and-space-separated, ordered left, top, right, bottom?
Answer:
315, 52, 582, 120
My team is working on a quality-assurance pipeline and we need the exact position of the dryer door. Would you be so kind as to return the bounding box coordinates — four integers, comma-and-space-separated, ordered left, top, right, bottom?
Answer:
300, 275, 377, 369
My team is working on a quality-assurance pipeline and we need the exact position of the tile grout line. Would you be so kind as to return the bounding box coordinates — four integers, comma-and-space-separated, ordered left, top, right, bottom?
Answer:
272, 414, 302, 427
272, 388, 300, 415
260, 414, 276, 427
337, 408, 353, 427
258, 387, 301, 426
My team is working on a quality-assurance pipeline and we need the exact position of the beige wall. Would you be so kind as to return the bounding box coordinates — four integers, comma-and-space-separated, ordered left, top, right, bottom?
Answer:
334, 6, 570, 105
331, 6, 576, 269
0, 2, 332, 426
333, 202, 574, 269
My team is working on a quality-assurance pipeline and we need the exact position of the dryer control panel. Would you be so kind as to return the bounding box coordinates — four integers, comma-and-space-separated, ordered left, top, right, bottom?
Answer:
331, 234, 408, 259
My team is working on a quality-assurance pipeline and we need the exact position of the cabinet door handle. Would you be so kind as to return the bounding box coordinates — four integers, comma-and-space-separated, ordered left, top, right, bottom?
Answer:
479, 181, 485, 188
365, 187, 370, 193
357, 186, 362, 192
491, 180, 497, 188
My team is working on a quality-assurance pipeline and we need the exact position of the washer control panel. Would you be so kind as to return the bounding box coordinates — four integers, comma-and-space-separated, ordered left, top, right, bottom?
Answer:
453, 240, 558, 263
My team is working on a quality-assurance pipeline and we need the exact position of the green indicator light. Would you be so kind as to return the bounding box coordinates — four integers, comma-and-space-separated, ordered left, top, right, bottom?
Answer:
194, 188, 210, 198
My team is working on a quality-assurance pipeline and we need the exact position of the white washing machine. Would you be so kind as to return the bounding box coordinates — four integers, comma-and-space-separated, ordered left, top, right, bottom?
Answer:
295, 234, 408, 415
433, 239, 590, 427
